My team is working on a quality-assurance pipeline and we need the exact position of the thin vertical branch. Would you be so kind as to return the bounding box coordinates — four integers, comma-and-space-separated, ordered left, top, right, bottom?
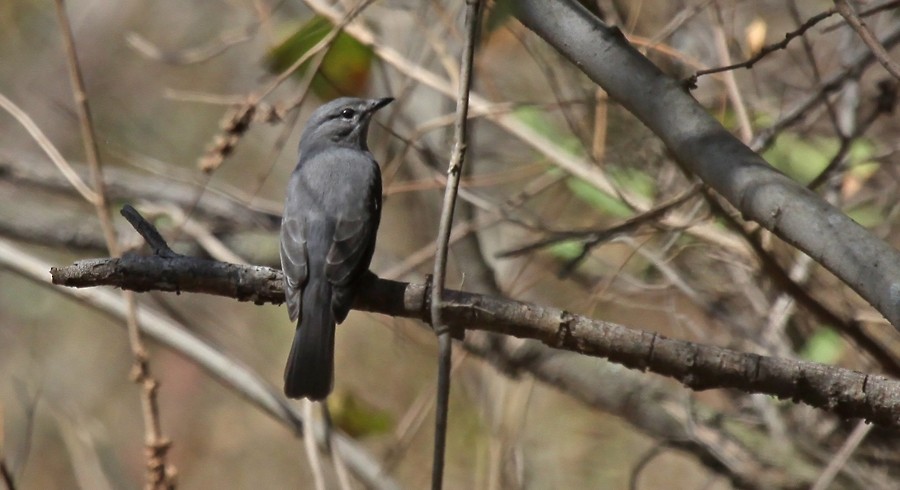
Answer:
429, 1, 482, 489
52, 1, 175, 488
710, 5, 753, 144
53, 0, 116, 252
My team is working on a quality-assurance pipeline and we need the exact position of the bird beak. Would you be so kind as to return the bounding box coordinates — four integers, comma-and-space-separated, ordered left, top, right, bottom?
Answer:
368, 97, 394, 113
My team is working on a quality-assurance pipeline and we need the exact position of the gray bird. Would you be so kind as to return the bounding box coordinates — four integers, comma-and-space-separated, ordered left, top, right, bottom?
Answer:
280, 96, 393, 400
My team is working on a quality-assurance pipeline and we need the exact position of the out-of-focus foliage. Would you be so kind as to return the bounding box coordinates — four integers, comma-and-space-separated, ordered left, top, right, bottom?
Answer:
2, 0, 900, 489
267, 16, 374, 98
800, 328, 844, 365
327, 391, 394, 438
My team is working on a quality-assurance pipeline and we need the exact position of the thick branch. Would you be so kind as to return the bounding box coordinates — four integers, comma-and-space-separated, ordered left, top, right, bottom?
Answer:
512, 0, 900, 328
51, 254, 900, 428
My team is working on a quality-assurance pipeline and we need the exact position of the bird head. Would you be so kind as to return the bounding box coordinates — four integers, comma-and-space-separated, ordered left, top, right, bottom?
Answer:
299, 97, 394, 152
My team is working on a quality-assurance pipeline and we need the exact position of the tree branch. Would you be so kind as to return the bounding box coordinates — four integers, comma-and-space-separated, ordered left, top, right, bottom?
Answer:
835, 0, 900, 82
0, 238, 400, 490
428, 2, 482, 488
49, 209, 900, 428
512, 0, 900, 328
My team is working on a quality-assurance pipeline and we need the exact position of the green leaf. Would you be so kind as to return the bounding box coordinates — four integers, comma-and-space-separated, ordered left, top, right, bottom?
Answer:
566, 177, 633, 218
848, 138, 875, 164
267, 17, 373, 98
846, 203, 883, 228
849, 161, 879, 180
512, 106, 584, 157
512, 106, 646, 217
609, 167, 656, 200
763, 133, 836, 184
327, 391, 392, 438
848, 139, 879, 179
548, 240, 584, 261
799, 328, 843, 364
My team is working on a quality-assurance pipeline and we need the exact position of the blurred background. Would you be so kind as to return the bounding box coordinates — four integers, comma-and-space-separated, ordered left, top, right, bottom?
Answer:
2, 0, 900, 488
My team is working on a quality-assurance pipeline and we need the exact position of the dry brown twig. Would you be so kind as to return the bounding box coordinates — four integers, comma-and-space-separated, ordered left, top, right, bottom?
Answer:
53, 1, 175, 487
710, 4, 752, 143
0, 93, 97, 203
834, 0, 900, 81
686, 6, 838, 85
125, 25, 256, 65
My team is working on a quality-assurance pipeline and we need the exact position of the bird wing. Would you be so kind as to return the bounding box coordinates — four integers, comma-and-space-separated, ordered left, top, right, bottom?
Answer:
326, 217, 371, 285
280, 216, 308, 322
325, 166, 381, 321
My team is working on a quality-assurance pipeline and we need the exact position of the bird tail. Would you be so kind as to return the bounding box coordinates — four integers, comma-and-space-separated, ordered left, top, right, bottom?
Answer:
284, 279, 335, 400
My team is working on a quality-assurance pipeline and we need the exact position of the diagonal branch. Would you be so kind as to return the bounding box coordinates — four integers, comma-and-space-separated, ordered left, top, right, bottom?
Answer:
835, 0, 900, 81
512, 0, 900, 328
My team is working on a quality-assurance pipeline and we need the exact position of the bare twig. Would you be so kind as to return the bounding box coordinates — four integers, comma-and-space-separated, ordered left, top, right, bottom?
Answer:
809, 421, 873, 490
496, 184, 701, 259
647, 0, 715, 46
0, 92, 97, 203
835, 0, 900, 80
53, 1, 175, 487
686, 7, 837, 85
126, 25, 255, 65
429, 2, 482, 488
751, 23, 900, 151
53, 0, 117, 252
121, 205, 178, 258
136, 204, 248, 264
710, 5, 752, 143
824, 0, 900, 33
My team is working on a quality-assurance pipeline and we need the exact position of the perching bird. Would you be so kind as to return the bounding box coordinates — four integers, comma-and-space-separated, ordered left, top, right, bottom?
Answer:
280, 97, 393, 400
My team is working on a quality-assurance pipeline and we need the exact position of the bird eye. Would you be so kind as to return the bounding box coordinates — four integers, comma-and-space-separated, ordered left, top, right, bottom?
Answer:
340, 108, 356, 119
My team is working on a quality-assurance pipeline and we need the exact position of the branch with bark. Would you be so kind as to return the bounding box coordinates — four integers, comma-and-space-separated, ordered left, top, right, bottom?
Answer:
512, 0, 900, 328
50, 207, 900, 428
